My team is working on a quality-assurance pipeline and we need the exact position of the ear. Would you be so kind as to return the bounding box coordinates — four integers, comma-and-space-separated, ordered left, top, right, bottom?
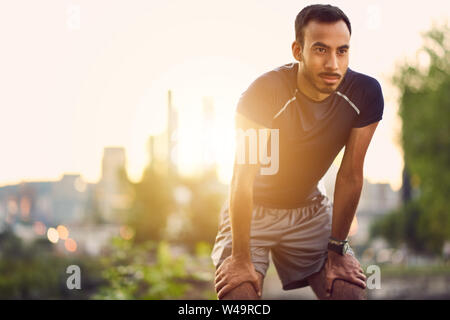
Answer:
291, 40, 303, 62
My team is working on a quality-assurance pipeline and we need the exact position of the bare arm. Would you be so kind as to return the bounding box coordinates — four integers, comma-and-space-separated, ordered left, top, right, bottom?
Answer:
214, 112, 270, 298
230, 112, 271, 260
332, 121, 379, 240
323, 121, 380, 295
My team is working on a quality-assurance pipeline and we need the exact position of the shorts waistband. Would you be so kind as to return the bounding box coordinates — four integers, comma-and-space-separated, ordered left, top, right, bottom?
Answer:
253, 193, 327, 210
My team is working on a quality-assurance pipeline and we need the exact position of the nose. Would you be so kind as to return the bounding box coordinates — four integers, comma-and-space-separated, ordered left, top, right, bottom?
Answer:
325, 53, 338, 71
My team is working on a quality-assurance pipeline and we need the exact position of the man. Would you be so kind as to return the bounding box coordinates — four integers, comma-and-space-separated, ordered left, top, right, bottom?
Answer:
211, 4, 383, 300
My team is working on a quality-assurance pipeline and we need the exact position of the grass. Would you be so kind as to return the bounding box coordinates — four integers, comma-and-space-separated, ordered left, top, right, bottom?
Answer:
363, 263, 450, 277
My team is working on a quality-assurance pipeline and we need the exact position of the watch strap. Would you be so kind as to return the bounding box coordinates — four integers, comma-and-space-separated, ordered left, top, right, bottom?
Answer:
328, 242, 344, 255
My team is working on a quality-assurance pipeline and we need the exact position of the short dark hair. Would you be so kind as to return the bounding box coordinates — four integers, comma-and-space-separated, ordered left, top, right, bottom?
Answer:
295, 4, 351, 47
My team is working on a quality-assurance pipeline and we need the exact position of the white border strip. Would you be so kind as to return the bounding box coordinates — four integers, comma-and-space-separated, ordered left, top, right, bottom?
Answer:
273, 89, 298, 120
336, 91, 360, 115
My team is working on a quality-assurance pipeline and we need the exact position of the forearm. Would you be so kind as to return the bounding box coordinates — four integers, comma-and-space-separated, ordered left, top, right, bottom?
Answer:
229, 184, 254, 261
331, 173, 363, 240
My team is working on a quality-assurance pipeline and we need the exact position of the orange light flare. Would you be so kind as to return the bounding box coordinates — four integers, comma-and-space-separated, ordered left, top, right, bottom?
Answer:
20, 197, 31, 221
65, 238, 77, 252
119, 225, 135, 240
33, 221, 47, 236
57, 225, 69, 240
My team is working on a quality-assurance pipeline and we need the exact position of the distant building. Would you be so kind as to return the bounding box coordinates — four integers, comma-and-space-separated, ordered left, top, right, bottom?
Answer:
322, 162, 400, 214
0, 174, 91, 230
148, 90, 179, 175
322, 162, 401, 244
96, 147, 131, 223
358, 181, 401, 215
0, 146, 134, 234
52, 174, 90, 225
201, 96, 216, 170
167, 90, 178, 175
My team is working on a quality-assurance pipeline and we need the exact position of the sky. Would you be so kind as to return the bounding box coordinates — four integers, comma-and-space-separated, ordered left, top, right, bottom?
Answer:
0, 0, 448, 191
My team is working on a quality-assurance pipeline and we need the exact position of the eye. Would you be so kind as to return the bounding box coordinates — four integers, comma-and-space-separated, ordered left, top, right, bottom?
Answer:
338, 49, 348, 55
315, 47, 326, 54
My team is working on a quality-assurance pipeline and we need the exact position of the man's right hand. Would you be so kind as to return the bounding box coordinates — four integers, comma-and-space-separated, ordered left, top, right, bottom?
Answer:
214, 255, 262, 299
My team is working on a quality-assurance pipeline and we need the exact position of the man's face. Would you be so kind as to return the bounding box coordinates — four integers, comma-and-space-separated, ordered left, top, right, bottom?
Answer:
297, 20, 350, 94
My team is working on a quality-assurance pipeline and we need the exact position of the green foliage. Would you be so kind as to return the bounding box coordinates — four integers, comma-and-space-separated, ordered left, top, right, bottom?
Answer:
380, 24, 450, 254
177, 170, 225, 247
0, 230, 104, 299
127, 165, 173, 243
93, 238, 215, 300
195, 241, 213, 258
370, 200, 427, 252
378, 263, 450, 277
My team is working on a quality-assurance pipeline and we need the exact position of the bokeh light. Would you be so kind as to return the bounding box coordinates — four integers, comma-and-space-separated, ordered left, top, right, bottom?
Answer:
33, 221, 46, 236
57, 225, 69, 240
119, 225, 135, 240
20, 197, 31, 221
64, 238, 77, 252
47, 227, 59, 243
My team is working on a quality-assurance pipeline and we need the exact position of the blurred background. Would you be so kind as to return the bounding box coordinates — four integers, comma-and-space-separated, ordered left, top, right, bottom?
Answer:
0, 0, 448, 299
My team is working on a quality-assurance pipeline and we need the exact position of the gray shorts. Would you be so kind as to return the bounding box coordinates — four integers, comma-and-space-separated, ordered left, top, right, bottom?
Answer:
210, 194, 354, 290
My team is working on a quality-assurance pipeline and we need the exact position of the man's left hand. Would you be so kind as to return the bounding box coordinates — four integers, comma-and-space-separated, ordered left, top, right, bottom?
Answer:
324, 250, 366, 297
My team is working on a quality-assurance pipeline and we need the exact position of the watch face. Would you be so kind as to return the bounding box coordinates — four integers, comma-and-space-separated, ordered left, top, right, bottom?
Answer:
343, 243, 349, 254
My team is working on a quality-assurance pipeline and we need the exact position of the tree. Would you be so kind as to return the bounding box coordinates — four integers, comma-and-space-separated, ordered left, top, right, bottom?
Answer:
127, 163, 173, 243
372, 25, 450, 254
177, 169, 225, 248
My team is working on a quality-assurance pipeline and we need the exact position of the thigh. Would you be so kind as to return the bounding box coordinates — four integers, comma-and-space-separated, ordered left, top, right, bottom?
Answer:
211, 202, 274, 278
270, 197, 332, 290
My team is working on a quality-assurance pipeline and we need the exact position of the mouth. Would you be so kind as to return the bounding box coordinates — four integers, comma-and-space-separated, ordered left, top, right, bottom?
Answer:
319, 74, 341, 85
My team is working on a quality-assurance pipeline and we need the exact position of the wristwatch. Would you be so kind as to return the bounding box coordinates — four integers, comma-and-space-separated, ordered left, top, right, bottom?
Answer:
327, 237, 349, 255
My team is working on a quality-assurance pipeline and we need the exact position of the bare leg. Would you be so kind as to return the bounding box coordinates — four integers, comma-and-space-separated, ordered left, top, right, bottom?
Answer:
306, 260, 367, 300
219, 272, 264, 300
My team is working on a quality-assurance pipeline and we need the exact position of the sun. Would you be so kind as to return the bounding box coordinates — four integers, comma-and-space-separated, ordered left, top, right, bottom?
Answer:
128, 55, 258, 184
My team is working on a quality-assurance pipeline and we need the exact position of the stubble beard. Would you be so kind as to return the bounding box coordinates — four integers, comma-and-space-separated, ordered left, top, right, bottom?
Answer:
301, 54, 338, 95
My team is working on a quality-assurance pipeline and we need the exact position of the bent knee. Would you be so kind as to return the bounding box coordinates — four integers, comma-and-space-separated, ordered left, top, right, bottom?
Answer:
331, 279, 367, 300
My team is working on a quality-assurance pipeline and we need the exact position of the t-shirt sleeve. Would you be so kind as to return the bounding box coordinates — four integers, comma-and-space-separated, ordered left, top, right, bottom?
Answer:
235, 73, 278, 128
352, 78, 384, 128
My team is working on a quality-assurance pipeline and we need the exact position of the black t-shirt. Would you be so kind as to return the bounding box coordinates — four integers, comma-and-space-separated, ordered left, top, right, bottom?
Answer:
236, 62, 384, 208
